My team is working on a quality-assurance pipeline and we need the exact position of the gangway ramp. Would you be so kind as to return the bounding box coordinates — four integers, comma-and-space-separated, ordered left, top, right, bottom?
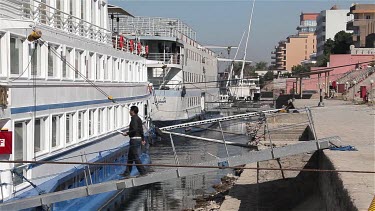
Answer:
0, 136, 338, 210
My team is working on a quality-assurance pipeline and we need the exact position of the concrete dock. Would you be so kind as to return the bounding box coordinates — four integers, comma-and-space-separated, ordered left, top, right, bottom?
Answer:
220, 99, 374, 210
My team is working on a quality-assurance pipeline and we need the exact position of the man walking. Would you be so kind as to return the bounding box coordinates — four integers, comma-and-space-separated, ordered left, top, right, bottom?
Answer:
120, 106, 147, 177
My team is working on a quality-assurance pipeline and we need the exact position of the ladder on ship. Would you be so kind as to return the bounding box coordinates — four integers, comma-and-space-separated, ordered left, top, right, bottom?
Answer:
0, 109, 339, 210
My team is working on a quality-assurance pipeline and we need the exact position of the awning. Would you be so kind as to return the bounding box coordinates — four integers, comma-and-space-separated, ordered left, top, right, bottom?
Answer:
108, 4, 134, 17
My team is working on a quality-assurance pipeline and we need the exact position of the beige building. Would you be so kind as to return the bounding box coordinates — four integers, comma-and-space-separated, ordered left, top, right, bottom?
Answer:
272, 13, 318, 72
272, 33, 317, 71
347, 4, 375, 48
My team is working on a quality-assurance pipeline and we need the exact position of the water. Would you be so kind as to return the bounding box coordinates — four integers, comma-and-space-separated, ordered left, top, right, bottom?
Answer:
116, 117, 252, 211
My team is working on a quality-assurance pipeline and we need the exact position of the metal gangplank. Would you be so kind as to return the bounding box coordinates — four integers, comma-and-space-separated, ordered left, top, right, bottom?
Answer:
0, 109, 338, 210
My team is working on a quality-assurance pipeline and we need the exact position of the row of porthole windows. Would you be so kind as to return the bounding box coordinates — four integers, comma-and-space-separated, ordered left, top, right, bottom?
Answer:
2, 34, 146, 82
12, 102, 145, 186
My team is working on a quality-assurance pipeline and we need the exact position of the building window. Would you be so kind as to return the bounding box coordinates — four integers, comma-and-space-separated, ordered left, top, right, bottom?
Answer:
78, 111, 86, 140
366, 15, 371, 20
66, 113, 74, 144
10, 38, 23, 75
34, 117, 47, 153
14, 121, 28, 186
52, 115, 62, 148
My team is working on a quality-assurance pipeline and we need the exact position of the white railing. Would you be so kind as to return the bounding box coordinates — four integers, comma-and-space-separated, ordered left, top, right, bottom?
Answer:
1, 0, 112, 44
147, 53, 182, 65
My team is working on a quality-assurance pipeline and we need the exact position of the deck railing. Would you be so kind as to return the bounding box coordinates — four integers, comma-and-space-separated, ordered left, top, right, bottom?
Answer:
0, 0, 112, 44
147, 53, 182, 65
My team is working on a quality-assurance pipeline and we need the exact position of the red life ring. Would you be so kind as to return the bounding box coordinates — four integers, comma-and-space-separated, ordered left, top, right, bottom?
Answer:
119, 36, 124, 49
129, 40, 134, 52
137, 42, 141, 54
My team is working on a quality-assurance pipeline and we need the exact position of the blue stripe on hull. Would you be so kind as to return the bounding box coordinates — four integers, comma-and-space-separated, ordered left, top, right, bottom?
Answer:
11, 94, 151, 114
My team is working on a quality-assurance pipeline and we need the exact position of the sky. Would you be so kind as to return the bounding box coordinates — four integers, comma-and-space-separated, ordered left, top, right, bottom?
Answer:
108, 0, 373, 66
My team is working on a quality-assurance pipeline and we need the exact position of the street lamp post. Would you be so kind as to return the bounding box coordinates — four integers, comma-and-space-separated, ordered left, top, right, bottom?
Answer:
352, 80, 357, 102
318, 74, 324, 107
370, 79, 374, 102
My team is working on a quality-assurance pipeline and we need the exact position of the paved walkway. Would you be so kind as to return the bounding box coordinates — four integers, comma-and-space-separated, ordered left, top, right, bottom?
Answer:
294, 99, 374, 210
220, 99, 374, 210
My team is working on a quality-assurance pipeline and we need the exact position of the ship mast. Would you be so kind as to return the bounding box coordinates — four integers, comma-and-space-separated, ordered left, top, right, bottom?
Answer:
240, 0, 256, 81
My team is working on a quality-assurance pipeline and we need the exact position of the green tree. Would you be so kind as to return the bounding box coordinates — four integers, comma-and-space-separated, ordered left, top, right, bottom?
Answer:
263, 70, 274, 81
255, 61, 268, 70
316, 31, 353, 67
332, 31, 353, 54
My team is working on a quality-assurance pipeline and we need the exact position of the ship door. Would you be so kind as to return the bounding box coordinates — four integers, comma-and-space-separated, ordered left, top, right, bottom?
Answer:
201, 93, 205, 111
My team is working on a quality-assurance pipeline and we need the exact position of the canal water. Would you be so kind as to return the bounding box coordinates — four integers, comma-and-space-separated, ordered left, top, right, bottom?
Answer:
117, 116, 252, 210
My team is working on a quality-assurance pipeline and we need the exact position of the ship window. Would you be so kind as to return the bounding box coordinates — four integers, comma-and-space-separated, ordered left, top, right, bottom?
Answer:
52, 115, 63, 148
48, 45, 59, 78
119, 59, 124, 82
88, 109, 96, 137
96, 54, 102, 80
75, 50, 84, 79
63, 48, 72, 79
104, 56, 110, 80
138, 65, 141, 82
113, 58, 119, 81
66, 113, 74, 144
107, 107, 112, 131
10, 37, 23, 75
34, 117, 47, 153
69, 0, 74, 15
78, 111, 86, 140
14, 121, 29, 186
30, 43, 42, 77
124, 61, 128, 82
87, 53, 95, 80
114, 106, 120, 129
98, 108, 104, 134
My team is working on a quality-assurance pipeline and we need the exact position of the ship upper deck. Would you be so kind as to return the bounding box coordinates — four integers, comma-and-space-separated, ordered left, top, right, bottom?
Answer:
114, 16, 196, 41
0, 0, 114, 45
111, 15, 216, 57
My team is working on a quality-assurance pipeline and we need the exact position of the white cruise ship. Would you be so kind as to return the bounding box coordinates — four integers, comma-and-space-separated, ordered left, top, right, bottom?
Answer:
0, 0, 151, 202
111, 15, 220, 124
